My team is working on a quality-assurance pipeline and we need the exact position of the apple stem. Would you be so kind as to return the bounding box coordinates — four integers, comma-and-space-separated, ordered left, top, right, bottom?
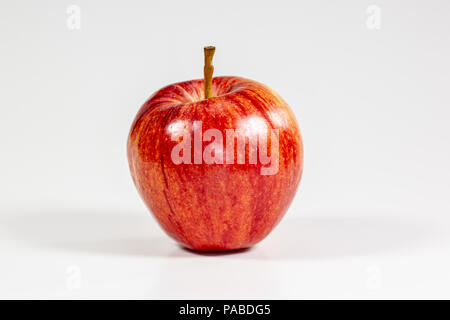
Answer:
203, 46, 215, 99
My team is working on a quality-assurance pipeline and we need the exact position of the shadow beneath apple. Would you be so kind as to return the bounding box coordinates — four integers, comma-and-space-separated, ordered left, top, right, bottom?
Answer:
0, 209, 432, 260
250, 217, 429, 260
0, 209, 177, 257
181, 246, 252, 256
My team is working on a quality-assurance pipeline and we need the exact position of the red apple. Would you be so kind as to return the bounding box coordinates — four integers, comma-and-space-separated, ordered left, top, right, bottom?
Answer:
127, 49, 303, 251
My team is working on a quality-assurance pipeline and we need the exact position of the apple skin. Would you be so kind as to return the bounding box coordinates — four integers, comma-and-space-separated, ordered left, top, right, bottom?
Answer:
127, 76, 303, 251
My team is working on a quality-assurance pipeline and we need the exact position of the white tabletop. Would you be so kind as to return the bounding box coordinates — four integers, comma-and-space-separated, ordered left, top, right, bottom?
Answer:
1, 207, 449, 299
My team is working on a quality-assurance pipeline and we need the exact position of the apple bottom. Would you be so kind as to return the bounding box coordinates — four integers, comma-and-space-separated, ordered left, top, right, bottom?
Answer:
138, 167, 294, 252
160, 218, 282, 253
145, 208, 287, 252
155, 206, 286, 253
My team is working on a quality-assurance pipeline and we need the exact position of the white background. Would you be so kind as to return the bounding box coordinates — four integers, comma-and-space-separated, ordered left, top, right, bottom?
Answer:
1, 0, 450, 299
